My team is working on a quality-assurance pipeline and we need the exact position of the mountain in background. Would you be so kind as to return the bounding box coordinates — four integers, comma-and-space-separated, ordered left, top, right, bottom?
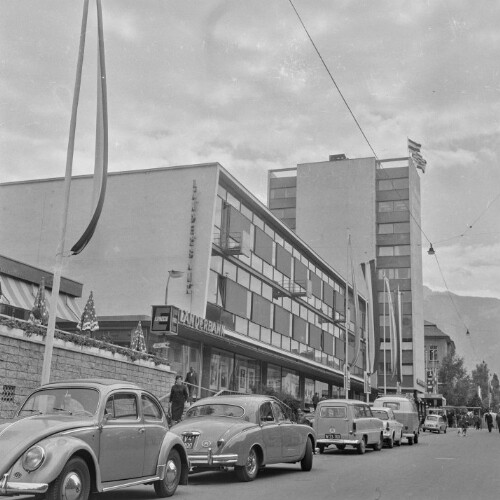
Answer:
423, 286, 500, 377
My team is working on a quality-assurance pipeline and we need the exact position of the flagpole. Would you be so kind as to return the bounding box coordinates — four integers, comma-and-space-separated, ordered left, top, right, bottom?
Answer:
41, 0, 90, 385
383, 274, 387, 395
345, 234, 350, 400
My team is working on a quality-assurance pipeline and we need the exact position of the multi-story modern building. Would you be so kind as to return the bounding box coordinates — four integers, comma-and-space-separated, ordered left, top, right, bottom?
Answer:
424, 320, 455, 394
268, 154, 426, 396
0, 163, 371, 405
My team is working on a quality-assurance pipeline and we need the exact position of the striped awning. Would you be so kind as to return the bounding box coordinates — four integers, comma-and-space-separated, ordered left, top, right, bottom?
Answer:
0, 275, 82, 322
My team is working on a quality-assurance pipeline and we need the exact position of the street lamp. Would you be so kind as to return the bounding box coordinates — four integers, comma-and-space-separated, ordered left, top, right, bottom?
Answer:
427, 244, 435, 255
165, 270, 184, 305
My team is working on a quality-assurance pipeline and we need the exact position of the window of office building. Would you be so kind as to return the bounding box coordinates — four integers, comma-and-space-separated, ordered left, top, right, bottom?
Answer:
378, 178, 409, 191
378, 268, 411, 279
251, 294, 271, 328
276, 244, 292, 277
304, 378, 315, 404
378, 245, 411, 257
267, 363, 281, 392
394, 200, 409, 211
282, 368, 300, 399
274, 304, 291, 336
225, 280, 249, 318
235, 355, 261, 394
254, 227, 274, 264
309, 324, 322, 350
292, 315, 307, 344
209, 349, 234, 392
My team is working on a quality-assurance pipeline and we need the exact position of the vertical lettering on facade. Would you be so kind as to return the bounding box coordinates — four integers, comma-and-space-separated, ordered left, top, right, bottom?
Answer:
187, 180, 197, 294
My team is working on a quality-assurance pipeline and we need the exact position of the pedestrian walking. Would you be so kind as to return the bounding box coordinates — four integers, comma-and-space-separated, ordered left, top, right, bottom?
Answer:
185, 366, 198, 402
312, 392, 319, 411
495, 412, 500, 433
461, 415, 469, 437
168, 375, 189, 425
485, 411, 493, 432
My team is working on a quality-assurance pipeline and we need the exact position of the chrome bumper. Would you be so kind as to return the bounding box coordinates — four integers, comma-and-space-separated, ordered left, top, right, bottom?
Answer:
0, 473, 48, 496
317, 437, 362, 446
188, 449, 238, 466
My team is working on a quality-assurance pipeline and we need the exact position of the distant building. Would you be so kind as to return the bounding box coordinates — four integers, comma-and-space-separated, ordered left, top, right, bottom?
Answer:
424, 320, 455, 394
268, 154, 426, 395
0, 163, 370, 403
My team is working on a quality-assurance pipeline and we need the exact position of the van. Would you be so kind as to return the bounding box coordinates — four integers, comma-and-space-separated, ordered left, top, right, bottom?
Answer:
372, 396, 420, 445
314, 399, 384, 454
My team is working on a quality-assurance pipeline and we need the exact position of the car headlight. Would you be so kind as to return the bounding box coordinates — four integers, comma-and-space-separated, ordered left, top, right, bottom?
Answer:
22, 445, 46, 472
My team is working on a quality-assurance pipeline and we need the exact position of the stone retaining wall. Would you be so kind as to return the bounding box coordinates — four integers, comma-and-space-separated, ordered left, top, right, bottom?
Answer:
0, 319, 175, 420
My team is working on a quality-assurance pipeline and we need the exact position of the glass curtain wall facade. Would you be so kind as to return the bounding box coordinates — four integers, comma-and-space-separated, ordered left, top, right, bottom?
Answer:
207, 181, 367, 399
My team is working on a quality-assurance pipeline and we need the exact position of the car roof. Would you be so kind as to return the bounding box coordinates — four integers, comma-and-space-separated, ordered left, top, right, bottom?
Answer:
40, 378, 142, 391
194, 394, 280, 406
317, 399, 370, 405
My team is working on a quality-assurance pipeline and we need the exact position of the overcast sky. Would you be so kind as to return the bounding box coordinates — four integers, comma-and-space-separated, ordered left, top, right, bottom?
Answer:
2, 0, 500, 305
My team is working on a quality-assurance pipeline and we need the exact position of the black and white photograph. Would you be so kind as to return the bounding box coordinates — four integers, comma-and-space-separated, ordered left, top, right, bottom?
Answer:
1, 1, 500, 500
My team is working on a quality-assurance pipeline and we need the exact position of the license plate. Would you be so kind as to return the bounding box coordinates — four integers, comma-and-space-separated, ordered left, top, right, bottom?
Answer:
182, 435, 197, 449
325, 433, 341, 439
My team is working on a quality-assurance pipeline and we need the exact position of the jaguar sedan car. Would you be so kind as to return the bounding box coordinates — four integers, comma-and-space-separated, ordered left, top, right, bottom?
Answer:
370, 407, 404, 448
422, 414, 448, 433
170, 395, 316, 482
0, 379, 189, 500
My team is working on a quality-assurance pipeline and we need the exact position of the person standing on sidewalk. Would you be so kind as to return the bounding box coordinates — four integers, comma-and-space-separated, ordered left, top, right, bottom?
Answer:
495, 412, 500, 432
168, 375, 189, 425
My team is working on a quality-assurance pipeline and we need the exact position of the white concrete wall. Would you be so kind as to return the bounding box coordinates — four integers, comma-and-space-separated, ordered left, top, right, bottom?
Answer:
295, 157, 377, 291
0, 165, 220, 318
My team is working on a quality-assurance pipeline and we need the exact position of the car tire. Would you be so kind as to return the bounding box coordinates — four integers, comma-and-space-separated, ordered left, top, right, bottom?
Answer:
318, 444, 325, 454
336, 444, 346, 451
300, 438, 313, 471
387, 435, 394, 449
372, 434, 383, 451
236, 447, 259, 482
154, 449, 181, 498
46, 456, 90, 500
395, 433, 402, 446
357, 439, 366, 455
414, 433, 419, 444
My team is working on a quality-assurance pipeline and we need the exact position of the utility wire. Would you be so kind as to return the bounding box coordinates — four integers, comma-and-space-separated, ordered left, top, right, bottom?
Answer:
287, 0, 378, 159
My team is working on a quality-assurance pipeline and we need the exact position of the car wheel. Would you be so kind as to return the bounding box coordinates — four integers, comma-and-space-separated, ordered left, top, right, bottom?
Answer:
300, 438, 313, 471
336, 444, 346, 451
414, 433, 419, 444
372, 434, 383, 451
318, 444, 325, 454
46, 457, 90, 500
387, 435, 394, 449
357, 439, 366, 455
236, 447, 259, 482
154, 449, 181, 498
395, 433, 402, 446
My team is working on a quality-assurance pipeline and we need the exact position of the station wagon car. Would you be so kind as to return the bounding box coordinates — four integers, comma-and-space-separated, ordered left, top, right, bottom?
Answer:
171, 395, 316, 481
370, 407, 404, 448
372, 395, 420, 445
314, 399, 384, 454
0, 379, 189, 500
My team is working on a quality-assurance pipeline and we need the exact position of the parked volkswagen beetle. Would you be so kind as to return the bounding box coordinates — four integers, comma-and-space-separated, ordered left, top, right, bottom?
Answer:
171, 394, 316, 482
0, 379, 189, 499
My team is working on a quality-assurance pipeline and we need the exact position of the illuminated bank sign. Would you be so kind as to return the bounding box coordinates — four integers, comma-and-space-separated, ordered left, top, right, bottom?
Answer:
151, 305, 224, 337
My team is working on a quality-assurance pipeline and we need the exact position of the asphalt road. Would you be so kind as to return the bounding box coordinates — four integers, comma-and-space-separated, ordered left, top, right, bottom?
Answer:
4, 427, 499, 500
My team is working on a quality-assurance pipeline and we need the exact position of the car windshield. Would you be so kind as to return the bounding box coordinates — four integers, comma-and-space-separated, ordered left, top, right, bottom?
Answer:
18, 388, 99, 417
427, 415, 438, 421
372, 410, 389, 420
185, 404, 245, 418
